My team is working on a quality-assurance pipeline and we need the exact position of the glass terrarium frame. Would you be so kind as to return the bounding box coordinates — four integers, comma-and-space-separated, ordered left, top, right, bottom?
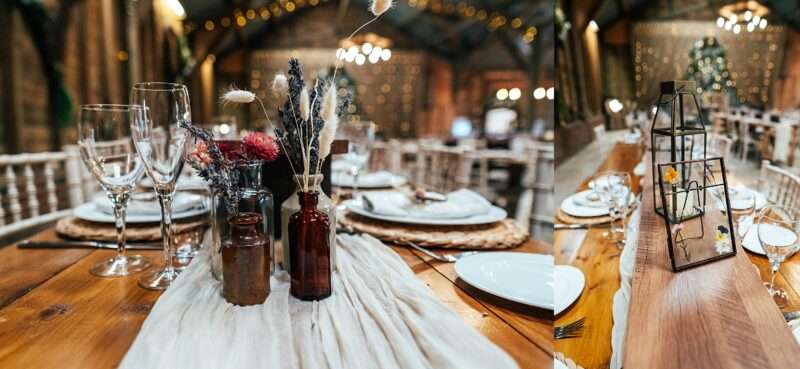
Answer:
657, 157, 737, 272
650, 80, 708, 220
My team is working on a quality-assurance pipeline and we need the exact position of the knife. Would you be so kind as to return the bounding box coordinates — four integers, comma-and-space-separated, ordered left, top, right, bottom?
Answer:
554, 223, 590, 230
18, 240, 163, 250
783, 310, 800, 322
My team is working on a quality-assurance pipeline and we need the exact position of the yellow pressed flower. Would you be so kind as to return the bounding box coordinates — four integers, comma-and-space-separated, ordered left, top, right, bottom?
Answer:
664, 167, 679, 184
715, 231, 726, 242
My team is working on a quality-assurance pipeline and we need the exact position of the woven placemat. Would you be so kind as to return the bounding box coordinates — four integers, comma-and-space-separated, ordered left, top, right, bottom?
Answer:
56, 216, 207, 242
339, 213, 528, 249
556, 203, 637, 226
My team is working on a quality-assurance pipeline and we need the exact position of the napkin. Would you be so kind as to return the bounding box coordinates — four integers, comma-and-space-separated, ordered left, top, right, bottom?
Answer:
335, 171, 396, 187
332, 153, 369, 173
571, 191, 605, 208
362, 189, 491, 219
94, 192, 205, 216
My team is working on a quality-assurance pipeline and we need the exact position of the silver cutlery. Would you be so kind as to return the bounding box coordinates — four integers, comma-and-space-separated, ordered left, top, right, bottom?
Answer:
554, 317, 585, 339
783, 310, 800, 322
404, 241, 478, 263
554, 223, 591, 230
18, 240, 162, 250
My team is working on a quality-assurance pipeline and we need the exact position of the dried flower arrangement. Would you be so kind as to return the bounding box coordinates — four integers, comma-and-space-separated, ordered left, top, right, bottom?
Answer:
182, 122, 280, 213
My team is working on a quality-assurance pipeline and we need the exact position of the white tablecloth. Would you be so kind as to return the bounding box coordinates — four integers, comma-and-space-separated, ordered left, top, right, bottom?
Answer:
120, 234, 519, 369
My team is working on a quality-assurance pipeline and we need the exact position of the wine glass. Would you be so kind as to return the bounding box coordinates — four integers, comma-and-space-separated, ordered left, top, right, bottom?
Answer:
78, 104, 152, 277
756, 205, 800, 307
338, 121, 375, 203
594, 171, 631, 247
130, 82, 190, 290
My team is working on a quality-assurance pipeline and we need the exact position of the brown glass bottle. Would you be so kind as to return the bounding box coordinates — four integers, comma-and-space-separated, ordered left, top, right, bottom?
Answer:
288, 191, 332, 300
222, 212, 270, 306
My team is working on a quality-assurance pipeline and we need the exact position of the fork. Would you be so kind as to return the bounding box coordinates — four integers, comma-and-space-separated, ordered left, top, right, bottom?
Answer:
554, 317, 585, 339
404, 241, 478, 263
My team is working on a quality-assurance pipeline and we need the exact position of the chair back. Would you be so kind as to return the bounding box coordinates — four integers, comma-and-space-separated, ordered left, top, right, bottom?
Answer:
416, 146, 471, 193
758, 160, 800, 210
707, 134, 733, 160
0, 148, 90, 238
515, 144, 555, 239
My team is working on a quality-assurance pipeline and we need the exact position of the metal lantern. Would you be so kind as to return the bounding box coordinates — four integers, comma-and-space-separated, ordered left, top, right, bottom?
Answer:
656, 158, 736, 271
650, 80, 708, 221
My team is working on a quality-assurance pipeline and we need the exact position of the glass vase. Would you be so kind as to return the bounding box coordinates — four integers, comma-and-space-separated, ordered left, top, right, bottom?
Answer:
288, 191, 332, 300
222, 212, 270, 305
280, 174, 336, 273
209, 161, 275, 281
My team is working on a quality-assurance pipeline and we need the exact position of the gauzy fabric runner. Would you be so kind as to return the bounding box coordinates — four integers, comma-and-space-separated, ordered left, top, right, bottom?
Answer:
119, 234, 519, 369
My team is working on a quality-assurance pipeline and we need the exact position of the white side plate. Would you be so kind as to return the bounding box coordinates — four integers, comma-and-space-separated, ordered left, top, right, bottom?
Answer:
555, 265, 585, 315
74, 202, 209, 224
455, 252, 554, 310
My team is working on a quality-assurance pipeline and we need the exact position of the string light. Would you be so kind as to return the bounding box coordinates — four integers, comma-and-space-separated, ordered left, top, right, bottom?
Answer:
186, 0, 533, 45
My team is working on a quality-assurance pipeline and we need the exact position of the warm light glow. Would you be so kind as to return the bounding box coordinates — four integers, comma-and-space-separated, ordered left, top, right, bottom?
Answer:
380, 48, 391, 61
747, 22, 755, 32
164, 0, 185, 18
368, 52, 381, 64
533, 87, 546, 100
496, 88, 509, 101
744, 10, 752, 21
219, 124, 231, 135
355, 53, 366, 65
509, 88, 521, 101
724, 20, 733, 30
759, 18, 767, 29
733, 24, 741, 34
607, 98, 624, 113
716, 17, 725, 27
362, 42, 373, 55
588, 20, 599, 32
546, 87, 555, 100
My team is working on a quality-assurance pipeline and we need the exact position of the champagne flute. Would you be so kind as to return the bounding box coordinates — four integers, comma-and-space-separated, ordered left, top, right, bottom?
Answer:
130, 82, 190, 290
756, 205, 800, 308
339, 121, 375, 203
78, 104, 152, 276
595, 171, 631, 247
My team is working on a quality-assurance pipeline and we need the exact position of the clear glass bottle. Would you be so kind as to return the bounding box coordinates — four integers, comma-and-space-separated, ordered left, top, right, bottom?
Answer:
210, 161, 274, 281
280, 174, 336, 273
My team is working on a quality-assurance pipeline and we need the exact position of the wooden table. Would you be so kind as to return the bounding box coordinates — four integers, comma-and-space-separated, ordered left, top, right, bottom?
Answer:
555, 140, 800, 368
0, 229, 552, 368
553, 142, 644, 369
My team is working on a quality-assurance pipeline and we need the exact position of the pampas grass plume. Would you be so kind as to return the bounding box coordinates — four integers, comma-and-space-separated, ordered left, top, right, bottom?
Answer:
271, 73, 289, 101
321, 83, 337, 124
222, 88, 256, 104
370, 0, 392, 16
299, 88, 310, 121
318, 115, 338, 160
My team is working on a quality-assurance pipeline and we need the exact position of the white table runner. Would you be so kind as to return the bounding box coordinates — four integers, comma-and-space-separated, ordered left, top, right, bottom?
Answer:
120, 234, 520, 369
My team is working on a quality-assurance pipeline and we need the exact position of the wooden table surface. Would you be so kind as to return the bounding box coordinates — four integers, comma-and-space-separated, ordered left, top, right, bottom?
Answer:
553, 142, 644, 369
0, 229, 552, 368
555, 141, 800, 368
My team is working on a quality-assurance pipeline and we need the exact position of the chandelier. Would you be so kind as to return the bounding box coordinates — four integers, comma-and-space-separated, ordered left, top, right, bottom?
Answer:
716, 1, 769, 34
336, 33, 392, 66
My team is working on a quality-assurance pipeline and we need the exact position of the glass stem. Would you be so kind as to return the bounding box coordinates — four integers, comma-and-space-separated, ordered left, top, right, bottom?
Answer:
113, 200, 128, 262
353, 169, 360, 202
769, 262, 780, 292
158, 192, 175, 275
609, 208, 618, 240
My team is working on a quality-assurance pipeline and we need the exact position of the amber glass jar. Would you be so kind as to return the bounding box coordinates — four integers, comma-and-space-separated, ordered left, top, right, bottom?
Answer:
222, 212, 270, 306
288, 191, 332, 300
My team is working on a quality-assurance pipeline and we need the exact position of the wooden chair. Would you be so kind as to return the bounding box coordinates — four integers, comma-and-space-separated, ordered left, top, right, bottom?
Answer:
758, 160, 800, 210
0, 148, 90, 239
707, 134, 733, 160
415, 146, 471, 193
515, 144, 555, 239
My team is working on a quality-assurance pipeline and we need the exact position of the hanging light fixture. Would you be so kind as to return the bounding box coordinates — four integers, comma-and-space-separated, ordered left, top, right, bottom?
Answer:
337, 33, 393, 66
716, 1, 769, 34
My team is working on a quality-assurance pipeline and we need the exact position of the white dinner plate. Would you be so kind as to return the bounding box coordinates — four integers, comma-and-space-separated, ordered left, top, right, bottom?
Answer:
74, 201, 209, 224
332, 173, 407, 189
345, 199, 507, 225
141, 176, 209, 191
455, 252, 554, 309
555, 265, 585, 315
554, 359, 569, 369
560, 190, 635, 218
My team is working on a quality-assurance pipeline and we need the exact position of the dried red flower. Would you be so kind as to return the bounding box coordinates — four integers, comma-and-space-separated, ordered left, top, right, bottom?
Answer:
242, 132, 280, 162
191, 140, 213, 167
217, 141, 244, 161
